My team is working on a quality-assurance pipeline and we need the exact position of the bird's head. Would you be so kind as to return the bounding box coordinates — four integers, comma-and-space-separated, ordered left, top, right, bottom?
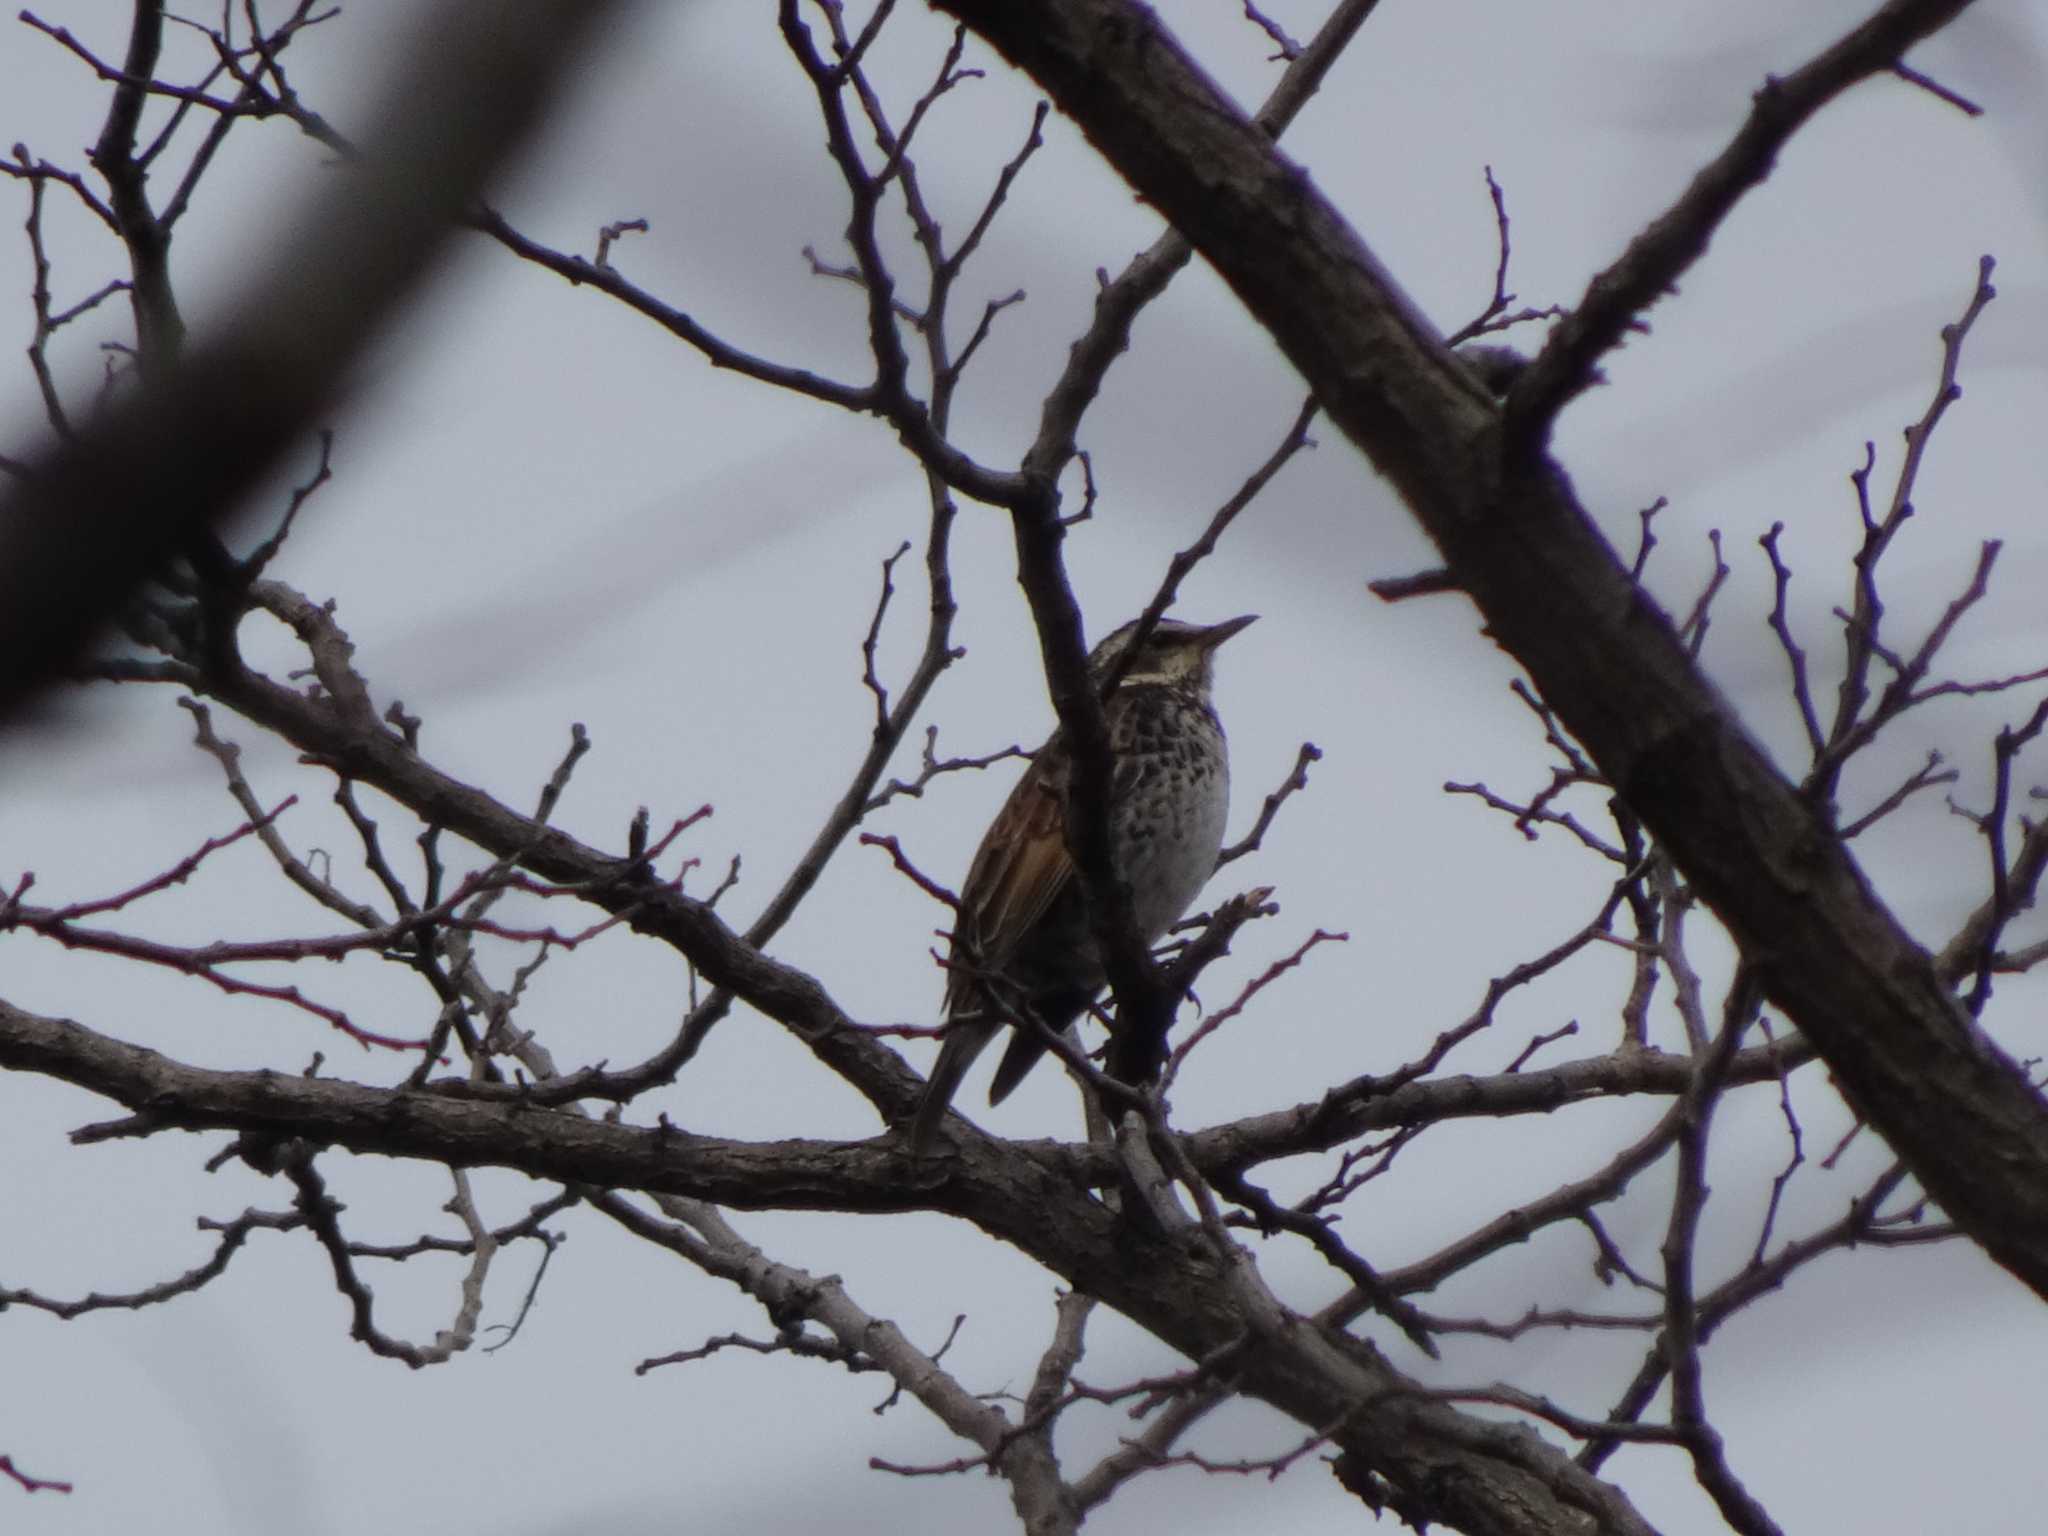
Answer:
1087, 613, 1257, 692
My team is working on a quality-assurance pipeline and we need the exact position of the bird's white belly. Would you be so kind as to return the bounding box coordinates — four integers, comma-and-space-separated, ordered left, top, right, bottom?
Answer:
1118, 753, 1230, 942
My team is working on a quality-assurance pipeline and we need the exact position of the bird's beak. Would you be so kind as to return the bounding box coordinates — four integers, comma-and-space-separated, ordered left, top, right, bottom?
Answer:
1197, 614, 1258, 650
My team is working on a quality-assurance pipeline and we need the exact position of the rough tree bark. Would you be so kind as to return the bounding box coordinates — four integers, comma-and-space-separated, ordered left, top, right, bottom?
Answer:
931, 0, 2048, 1300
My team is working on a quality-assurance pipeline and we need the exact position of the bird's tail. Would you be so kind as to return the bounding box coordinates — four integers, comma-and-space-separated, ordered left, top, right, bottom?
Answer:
986, 992, 1090, 1106
907, 1017, 997, 1155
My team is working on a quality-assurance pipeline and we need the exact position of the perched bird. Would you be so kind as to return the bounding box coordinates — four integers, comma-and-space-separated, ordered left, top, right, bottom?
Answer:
908, 614, 1255, 1152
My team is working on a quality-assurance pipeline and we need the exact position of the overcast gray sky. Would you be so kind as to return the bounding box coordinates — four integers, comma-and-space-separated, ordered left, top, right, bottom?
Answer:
5, 2, 2048, 1532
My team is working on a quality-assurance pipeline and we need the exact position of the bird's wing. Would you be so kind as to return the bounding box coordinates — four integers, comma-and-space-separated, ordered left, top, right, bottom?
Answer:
945, 735, 1074, 1015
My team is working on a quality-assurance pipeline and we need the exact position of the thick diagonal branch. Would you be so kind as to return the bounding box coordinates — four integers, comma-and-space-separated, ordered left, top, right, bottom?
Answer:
0, 1, 620, 718
931, 0, 2048, 1302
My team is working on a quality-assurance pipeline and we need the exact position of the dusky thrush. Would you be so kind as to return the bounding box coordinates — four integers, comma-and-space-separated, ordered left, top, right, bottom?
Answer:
908, 614, 1255, 1152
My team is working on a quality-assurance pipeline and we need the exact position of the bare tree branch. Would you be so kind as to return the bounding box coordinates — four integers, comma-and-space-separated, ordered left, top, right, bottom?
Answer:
0, 0, 624, 717
933, 0, 2048, 1305
1505, 0, 1980, 446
